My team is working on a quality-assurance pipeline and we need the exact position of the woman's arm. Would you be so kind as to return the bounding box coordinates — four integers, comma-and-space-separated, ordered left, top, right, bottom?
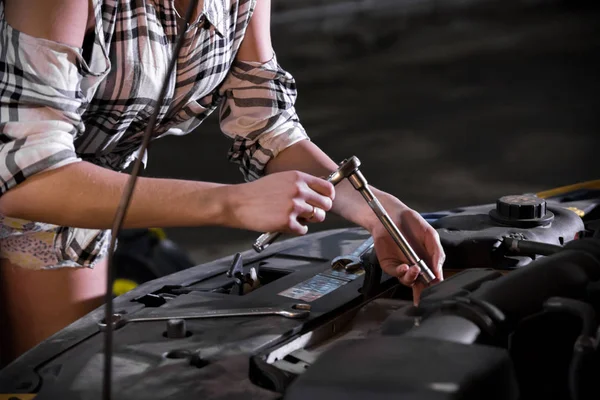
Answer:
0, 160, 333, 233
0, 161, 229, 229
0, 0, 334, 235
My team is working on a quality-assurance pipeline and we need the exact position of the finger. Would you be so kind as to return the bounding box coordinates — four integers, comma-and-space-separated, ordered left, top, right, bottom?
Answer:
304, 175, 336, 202
412, 282, 426, 306
287, 201, 312, 234
398, 265, 421, 287
286, 214, 309, 235
301, 185, 334, 212
308, 206, 326, 223
293, 199, 314, 220
393, 264, 409, 278
379, 262, 403, 278
298, 205, 326, 223
424, 227, 445, 281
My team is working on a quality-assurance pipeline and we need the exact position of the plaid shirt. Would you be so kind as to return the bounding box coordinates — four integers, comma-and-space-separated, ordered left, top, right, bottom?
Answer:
0, 0, 309, 269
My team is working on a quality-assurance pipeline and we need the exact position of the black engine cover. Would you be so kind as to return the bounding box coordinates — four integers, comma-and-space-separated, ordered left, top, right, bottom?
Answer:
433, 201, 584, 270
284, 337, 518, 400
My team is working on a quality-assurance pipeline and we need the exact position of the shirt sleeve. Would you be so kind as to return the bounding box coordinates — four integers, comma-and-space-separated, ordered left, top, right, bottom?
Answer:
0, 19, 97, 196
218, 53, 310, 182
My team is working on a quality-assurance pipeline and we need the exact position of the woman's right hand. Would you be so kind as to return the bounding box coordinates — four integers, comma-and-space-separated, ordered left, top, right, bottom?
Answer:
223, 171, 335, 234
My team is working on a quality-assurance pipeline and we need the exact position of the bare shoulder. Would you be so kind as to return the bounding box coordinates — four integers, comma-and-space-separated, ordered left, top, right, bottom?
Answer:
3, 0, 93, 47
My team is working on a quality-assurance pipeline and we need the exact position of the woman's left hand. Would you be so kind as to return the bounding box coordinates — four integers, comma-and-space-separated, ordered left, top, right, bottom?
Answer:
368, 196, 445, 304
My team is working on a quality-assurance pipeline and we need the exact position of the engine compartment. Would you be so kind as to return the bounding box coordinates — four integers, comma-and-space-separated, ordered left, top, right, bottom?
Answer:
1, 189, 599, 400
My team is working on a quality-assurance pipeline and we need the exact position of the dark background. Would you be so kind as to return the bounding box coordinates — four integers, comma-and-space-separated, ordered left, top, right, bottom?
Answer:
144, 0, 599, 264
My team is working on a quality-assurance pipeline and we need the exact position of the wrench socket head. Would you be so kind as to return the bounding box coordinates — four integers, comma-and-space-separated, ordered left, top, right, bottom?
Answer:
327, 156, 362, 185
348, 170, 368, 191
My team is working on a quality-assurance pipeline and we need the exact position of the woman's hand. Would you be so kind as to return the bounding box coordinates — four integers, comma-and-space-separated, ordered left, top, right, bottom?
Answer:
368, 195, 445, 304
224, 170, 335, 234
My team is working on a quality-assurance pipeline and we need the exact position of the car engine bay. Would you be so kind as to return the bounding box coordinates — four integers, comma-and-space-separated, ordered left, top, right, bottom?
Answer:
1, 186, 599, 400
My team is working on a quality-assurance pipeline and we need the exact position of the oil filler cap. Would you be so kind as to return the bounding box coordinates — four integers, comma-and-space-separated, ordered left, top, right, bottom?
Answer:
489, 194, 554, 228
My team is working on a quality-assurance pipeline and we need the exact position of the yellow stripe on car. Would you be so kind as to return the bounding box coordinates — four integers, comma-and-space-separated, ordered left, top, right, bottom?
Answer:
148, 227, 167, 240
113, 278, 138, 296
565, 207, 586, 217
537, 179, 600, 199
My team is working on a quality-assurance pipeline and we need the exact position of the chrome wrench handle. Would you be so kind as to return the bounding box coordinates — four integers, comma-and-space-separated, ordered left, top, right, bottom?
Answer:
129, 306, 310, 321
98, 304, 311, 331
253, 231, 282, 253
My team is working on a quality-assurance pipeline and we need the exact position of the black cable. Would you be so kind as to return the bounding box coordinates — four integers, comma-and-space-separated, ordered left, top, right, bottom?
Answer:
503, 237, 564, 257
543, 297, 598, 400
102, 1, 199, 399
544, 297, 597, 337
569, 348, 585, 400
